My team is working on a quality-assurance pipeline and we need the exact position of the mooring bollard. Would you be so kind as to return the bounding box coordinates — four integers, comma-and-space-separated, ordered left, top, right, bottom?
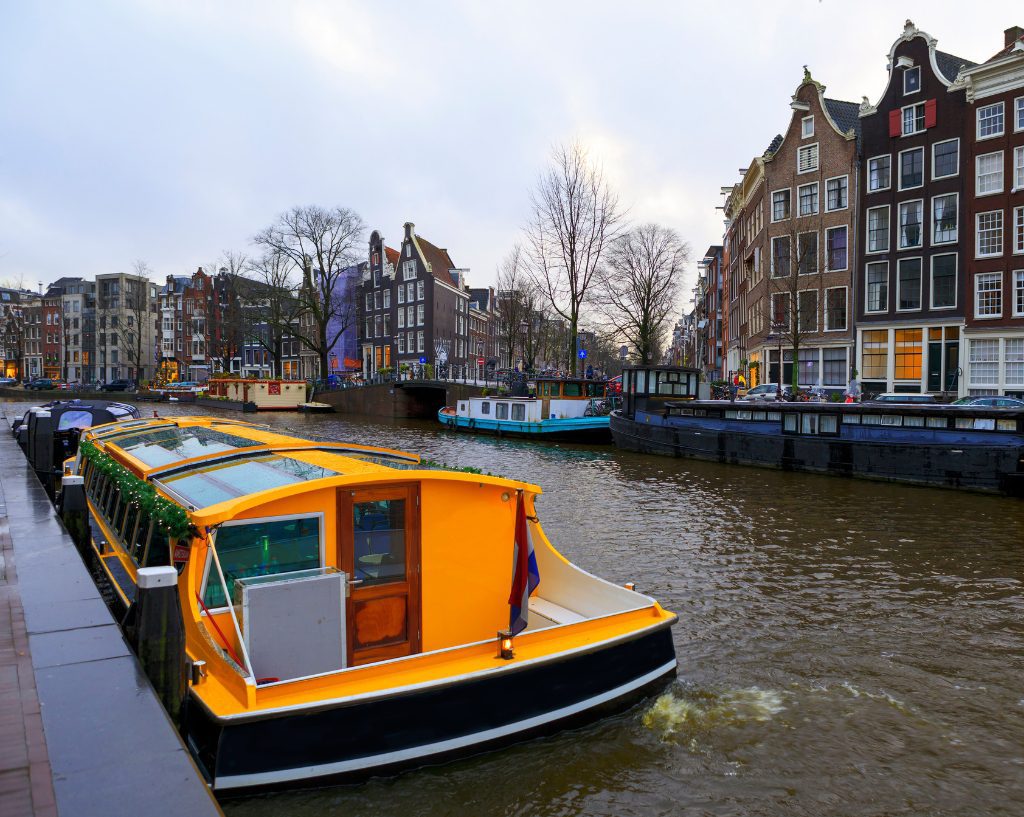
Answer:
58, 474, 89, 554
29, 410, 56, 498
128, 566, 187, 725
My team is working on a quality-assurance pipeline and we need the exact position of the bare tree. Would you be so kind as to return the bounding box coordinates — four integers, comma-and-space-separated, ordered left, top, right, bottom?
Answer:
495, 245, 532, 369
526, 142, 624, 375
253, 205, 365, 378
244, 251, 301, 377
120, 260, 155, 385
208, 251, 248, 375
596, 223, 689, 365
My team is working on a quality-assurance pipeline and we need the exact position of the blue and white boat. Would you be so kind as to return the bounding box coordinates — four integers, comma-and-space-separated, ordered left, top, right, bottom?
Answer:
439, 378, 613, 442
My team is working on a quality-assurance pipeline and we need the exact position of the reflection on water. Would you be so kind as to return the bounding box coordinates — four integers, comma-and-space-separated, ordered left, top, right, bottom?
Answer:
10, 402, 1020, 816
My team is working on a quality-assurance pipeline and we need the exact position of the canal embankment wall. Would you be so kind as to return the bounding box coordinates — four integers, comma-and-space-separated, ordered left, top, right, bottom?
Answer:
0, 415, 223, 817
317, 380, 486, 418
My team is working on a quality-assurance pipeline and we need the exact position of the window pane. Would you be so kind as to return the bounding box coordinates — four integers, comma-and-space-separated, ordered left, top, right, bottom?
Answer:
511, 403, 526, 420
931, 255, 957, 309
869, 156, 890, 191
862, 329, 888, 379
204, 517, 322, 608
894, 329, 922, 380
353, 500, 406, 586
933, 140, 958, 177
932, 195, 958, 244
826, 227, 847, 271
866, 263, 888, 312
900, 149, 923, 188
898, 259, 922, 310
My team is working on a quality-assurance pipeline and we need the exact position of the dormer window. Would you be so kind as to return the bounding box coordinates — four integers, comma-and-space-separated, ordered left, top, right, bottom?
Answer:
801, 116, 814, 138
403, 260, 417, 280
903, 66, 921, 95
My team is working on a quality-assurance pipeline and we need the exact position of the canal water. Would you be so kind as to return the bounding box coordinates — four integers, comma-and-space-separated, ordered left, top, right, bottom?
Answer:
19, 400, 1024, 815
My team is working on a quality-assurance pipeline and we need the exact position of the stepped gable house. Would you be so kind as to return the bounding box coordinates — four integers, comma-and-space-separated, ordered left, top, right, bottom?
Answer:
855, 20, 976, 396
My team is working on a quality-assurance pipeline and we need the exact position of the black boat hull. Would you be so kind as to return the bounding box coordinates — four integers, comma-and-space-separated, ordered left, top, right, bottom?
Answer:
186, 623, 677, 794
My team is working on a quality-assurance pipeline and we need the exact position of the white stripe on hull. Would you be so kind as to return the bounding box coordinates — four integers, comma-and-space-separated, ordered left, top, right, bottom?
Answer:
214, 658, 677, 790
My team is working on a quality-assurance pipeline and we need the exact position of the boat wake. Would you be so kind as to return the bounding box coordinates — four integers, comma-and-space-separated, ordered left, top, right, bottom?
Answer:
641, 686, 786, 742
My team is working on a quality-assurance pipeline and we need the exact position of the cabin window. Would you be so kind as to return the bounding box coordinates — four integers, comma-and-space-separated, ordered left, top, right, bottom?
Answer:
121, 503, 139, 542
783, 414, 798, 433
819, 415, 839, 434
85, 461, 99, 491
353, 500, 406, 586
737, 410, 752, 420
725, 410, 738, 419
753, 411, 767, 421
145, 523, 171, 567
862, 414, 882, 425
511, 403, 526, 421
480, 401, 490, 415
495, 403, 509, 419
903, 415, 925, 427
114, 498, 132, 537
563, 383, 582, 397
104, 486, 120, 518
973, 418, 995, 431
881, 415, 902, 427
130, 516, 151, 563
586, 383, 603, 397
997, 419, 1016, 431
766, 411, 781, 422
926, 417, 948, 429
695, 409, 708, 417
58, 410, 94, 431
202, 515, 323, 609
843, 414, 861, 424
801, 414, 819, 434
955, 417, 973, 429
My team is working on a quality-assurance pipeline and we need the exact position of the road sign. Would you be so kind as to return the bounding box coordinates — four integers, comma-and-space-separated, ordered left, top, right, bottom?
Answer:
579, 349, 587, 359
419, 356, 427, 364
477, 357, 484, 365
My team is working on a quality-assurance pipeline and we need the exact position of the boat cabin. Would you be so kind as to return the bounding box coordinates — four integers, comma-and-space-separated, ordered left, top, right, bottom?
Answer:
458, 377, 608, 422
621, 366, 701, 417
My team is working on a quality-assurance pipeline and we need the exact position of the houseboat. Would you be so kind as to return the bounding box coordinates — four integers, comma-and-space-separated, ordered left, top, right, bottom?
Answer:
439, 378, 613, 442
610, 366, 1024, 496
71, 416, 677, 792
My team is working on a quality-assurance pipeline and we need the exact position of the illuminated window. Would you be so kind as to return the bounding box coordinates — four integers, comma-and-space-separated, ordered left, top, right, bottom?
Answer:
894, 329, 922, 380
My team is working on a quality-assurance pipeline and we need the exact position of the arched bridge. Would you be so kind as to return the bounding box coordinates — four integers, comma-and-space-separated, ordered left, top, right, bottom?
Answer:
314, 379, 488, 419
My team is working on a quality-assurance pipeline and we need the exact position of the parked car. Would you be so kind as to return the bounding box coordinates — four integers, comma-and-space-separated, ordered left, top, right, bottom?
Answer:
99, 379, 133, 392
950, 395, 1024, 408
741, 383, 793, 401
0, 377, 18, 386
866, 392, 938, 404
24, 378, 55, 390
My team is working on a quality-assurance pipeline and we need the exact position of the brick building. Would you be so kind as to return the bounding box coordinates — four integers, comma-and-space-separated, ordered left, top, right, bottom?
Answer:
958, 26, 1024, 396
855, 21, 976, 396
757, 70, 859, 390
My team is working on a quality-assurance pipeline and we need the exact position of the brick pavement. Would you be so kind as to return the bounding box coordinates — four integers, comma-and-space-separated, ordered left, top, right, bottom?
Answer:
0, 485, 58, 817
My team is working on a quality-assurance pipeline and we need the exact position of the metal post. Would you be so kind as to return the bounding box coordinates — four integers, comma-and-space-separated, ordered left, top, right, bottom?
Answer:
58, 474, 89, 554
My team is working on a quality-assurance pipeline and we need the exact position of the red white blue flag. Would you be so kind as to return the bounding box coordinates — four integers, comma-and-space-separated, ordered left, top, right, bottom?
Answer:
508, 492, 540, 635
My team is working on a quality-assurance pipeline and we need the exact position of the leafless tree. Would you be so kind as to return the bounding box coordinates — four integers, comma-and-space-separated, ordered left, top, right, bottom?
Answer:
526, 142, 624, 375
206, 250, 248, 375
244, 251, 301, 377
120, 260, 156, 385
253, 205, 365, 377
495, 245, 532, 369
596, 223, 689, 365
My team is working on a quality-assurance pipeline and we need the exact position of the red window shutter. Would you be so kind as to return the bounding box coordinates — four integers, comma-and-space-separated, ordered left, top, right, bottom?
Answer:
889, 109, 901, 137
924, 98, 937, 128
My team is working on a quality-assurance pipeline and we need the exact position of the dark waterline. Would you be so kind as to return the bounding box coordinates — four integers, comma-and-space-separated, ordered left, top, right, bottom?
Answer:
17, 402, 1024, 816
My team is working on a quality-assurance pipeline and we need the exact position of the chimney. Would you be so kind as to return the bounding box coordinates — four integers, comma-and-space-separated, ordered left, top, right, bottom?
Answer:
1006, 25, 1024, 47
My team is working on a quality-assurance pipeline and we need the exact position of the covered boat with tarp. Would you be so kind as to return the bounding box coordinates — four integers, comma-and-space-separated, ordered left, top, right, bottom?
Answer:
70, 416, 677, 793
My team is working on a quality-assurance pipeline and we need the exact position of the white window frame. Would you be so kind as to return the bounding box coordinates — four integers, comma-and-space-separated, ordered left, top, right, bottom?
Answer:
974, 272, 1003, 319
868, 154, 891, 192
801, 116, 814, 138
903, 66, 921, 95
1014, 269, 1024, 317
825, 225, 848, 272
1014, 145, 1024, 192
976, 151, 1004, 196
901, 102, 925, 136
797, 231, 818, 275
931, 192, 958, 246
823, 286, 848, 331
825, 175, 848, 212
397, 333, 405, 353
898, 199, 925, 250
866, 205, 890, 254
896, 256, 923, 313
865, 261, 889, 314
929, 253, 958, 310
796, 289, 818, 332
770, 235, 791, 277
771, 292, 791, 326
1015, 206, 1024, 255
898, 146, 925, 191
397, 309, 405, 329
797, 143, 819, 174
403, 260, 417, 280
397, 285, 404, 304
770, 188, 791, 222
1016, 96, 1024, 132
416, 331, 424, 353
977, 210, 1004, 259
931, 138, 959, 180
417, 280, 425, 301
977, 102, 1005, 140
797, 182, 818, 216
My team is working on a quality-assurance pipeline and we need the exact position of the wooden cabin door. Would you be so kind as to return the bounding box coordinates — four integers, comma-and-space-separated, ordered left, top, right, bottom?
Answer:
339, 484, 421, 666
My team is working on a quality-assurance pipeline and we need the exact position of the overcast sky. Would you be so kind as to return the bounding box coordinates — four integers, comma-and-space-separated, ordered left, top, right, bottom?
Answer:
2, 1, 1020, 305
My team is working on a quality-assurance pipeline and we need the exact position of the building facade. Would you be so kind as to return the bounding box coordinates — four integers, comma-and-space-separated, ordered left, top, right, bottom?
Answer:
958, 26, 1024, 396
56, 277, 96, 384
855, 21, 976, 396
95, 272, 160, 384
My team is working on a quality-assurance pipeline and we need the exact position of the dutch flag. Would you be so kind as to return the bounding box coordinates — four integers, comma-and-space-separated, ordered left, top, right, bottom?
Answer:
508, 491, 540, 635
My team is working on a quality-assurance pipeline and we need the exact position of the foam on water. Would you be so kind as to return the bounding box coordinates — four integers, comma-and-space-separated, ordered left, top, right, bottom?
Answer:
641, 687, 786, 742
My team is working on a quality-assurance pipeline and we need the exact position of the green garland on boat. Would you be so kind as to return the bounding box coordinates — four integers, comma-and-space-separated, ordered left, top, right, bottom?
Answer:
78, 440, 193, 539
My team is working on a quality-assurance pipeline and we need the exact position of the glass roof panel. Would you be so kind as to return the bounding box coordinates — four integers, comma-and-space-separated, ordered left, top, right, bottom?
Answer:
111, 426, 262, 467
157, 454, 338, 508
